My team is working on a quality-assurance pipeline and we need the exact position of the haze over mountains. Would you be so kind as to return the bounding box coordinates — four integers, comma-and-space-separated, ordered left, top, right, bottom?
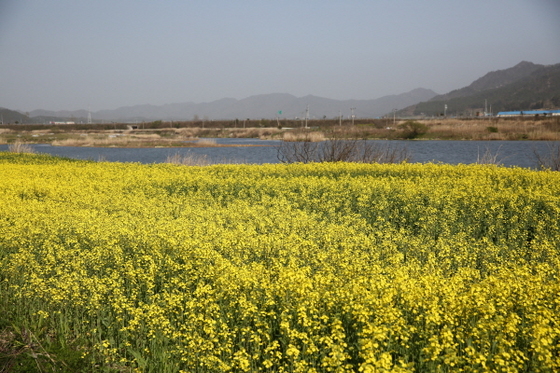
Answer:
2, 61, 559, 124
25, 88, 437, 123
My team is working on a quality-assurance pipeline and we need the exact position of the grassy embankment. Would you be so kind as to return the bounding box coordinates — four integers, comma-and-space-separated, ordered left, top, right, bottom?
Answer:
0, 128, 279, 148
0, 117, 559, 147
0, 152, 559, 372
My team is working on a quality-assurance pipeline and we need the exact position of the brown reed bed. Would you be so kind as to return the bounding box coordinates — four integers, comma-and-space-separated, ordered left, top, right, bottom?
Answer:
1, 118, 559, 146
165, 152, 247, 165
282, 131, 325, 142
51, 134, 189, 148
421, 118, 560, 141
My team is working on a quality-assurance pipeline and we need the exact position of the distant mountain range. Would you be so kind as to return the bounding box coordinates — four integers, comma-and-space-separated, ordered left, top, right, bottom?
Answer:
24, 88, 437, 123
2, 60, 559, 124
399, 61, 560, 117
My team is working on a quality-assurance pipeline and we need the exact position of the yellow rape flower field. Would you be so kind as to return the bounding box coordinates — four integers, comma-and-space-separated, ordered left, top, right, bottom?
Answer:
1, 152, 559, 372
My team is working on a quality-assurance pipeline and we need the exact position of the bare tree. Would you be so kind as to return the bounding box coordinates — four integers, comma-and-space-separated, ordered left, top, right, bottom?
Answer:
277, 132, 320, 163
476, 145, 506, 165
534, 142, 560, 171
277, 129, 410, 164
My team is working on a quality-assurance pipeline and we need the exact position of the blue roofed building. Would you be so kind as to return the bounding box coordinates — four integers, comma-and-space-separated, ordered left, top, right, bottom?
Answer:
497, 109, 560, 117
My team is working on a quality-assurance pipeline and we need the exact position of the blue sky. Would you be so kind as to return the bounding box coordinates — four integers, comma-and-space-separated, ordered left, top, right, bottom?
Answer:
1, 0, 559, 111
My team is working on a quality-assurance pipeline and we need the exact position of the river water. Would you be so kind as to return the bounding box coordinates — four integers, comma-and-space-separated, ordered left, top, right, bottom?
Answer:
0, 139, 556, 169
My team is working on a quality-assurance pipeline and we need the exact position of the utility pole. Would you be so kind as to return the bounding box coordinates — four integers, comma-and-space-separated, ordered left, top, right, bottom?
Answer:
350, 107, 356, 125
305, 104, 309, 129
393, 109, 397, 126
339, 110, 342, 126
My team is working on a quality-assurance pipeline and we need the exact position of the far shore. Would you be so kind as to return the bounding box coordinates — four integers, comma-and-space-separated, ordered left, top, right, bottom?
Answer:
1, 117, 559, 147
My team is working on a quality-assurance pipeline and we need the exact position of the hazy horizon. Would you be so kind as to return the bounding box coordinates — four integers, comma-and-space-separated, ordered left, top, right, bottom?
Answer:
1, 0, 559, 112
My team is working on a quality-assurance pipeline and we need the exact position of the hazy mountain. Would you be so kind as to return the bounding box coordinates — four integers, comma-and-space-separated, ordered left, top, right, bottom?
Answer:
0, 107, 31, 124
429, 61, 544, 102
398, 61, 560, 117
27, 88, 438, 122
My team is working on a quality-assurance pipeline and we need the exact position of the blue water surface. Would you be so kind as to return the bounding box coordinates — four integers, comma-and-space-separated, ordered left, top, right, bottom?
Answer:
0, 139, 555, 169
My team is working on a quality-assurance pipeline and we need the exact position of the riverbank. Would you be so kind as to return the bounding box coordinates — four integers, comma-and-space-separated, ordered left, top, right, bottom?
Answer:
0, 128, 280, 148
1, 117, 559, 147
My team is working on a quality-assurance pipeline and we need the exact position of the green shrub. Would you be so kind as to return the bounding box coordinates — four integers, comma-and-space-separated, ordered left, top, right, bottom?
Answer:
397, 120, 428, 139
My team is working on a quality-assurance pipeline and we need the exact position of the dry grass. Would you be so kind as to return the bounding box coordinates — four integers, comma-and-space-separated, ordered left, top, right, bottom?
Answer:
282, 132, 298, 142
30, 129, 54, 134
2, 118, 559, 145
525, 128, 560, 141
176, 128, 198, 140
228, 128, 282, 139
422, 118, 560, 141
283, 131, 325, 142
166, 127, 282, 140
51, 138, 93, 146
166, 152, 248, 165
48, 129, 278, 147
165, 153, 212, 166
51, 132, 188, 147
196, 138, 218, 146
8, 141, 35, 153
